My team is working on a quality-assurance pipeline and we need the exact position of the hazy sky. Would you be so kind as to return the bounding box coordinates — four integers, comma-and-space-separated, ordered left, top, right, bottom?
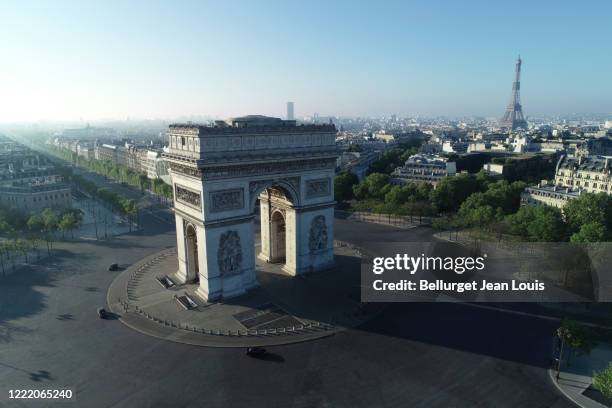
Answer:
1, 0, 611, 122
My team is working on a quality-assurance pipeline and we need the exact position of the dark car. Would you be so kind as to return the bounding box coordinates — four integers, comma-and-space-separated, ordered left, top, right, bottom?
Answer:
246, 347, 267, 357
97, 308, 107, 319
108, 263, 119, 271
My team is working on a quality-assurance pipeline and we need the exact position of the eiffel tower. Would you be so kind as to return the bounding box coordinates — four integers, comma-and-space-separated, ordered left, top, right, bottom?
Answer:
500, 56, 528, 130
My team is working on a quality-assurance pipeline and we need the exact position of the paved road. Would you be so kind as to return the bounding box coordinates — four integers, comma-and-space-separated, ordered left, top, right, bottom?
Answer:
0, 205, 573, 407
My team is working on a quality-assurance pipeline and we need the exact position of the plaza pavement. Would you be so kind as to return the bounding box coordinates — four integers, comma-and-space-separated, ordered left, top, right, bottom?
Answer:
107, 243, 380, 347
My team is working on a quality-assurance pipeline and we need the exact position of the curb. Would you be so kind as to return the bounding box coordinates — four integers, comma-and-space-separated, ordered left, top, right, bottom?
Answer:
117, 311, 337, 348
548, 368, 583, 408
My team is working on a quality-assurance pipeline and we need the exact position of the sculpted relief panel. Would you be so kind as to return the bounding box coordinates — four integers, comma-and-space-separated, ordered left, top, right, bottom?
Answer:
175, 185, 201, 209
210, 188, 244, 213
217, 230, 243, 275
308, 215, 328, 253
306, 178, 331, 199
204, 159, 335, 180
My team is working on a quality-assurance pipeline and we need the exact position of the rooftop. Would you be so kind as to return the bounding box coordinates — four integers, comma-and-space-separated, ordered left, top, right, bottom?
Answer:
169, 115, 335, 134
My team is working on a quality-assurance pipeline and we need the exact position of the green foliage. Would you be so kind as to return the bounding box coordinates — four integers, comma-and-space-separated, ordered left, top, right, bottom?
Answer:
456, 180, 527, 228
58, 212, 79, 237
570, 222, 609, 243
506, 205, 566, 241
151, 178, 173, 199
27, 215, 43, 232
353, 173, 390, 200
431, 174, 484, 213
368, 146, 420, 174
41, 208, 58, 232
593, 362, 612, 401
334, 172, 359, 201
564, 193, 612, 234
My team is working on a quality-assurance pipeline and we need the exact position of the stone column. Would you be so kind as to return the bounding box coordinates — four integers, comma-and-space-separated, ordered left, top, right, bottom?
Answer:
195, 217, 257, 302
258, 199, 271, 262
282, 207, 298, 275
294, 206, 335, 274
174, 213, 188, 283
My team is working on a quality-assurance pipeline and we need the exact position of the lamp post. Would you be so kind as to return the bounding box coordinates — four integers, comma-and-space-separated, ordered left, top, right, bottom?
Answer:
556, 326, 571, 381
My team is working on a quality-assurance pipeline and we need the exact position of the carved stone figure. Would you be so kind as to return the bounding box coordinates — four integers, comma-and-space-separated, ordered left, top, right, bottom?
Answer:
306, 178, 330, 198
210, 189, 244, 212
175, 185, 201, 209
217, 231, 242, 275
308, 215, 328, 252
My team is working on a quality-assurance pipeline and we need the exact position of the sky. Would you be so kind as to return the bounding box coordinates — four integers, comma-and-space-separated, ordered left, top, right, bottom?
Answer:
0, 0, 611, 122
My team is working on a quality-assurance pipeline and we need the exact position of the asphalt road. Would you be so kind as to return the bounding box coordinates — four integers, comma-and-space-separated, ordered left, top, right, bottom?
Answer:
0, 204, 573, 408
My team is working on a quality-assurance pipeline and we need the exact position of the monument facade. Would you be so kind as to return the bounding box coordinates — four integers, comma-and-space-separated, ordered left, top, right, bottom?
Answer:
162, 115, 338, 301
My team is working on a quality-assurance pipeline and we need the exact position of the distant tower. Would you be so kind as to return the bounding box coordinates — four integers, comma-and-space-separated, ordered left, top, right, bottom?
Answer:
500, 56, 528, 130
287, 101, 294, 121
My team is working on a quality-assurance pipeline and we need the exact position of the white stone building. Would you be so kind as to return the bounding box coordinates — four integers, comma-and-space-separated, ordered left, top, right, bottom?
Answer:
520, 181, 581, 209
390, 153, 456, 187
554, 154, 612, 195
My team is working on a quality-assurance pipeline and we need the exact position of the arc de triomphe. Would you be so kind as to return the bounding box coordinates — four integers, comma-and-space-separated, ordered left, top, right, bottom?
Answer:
162, 115, 338, 302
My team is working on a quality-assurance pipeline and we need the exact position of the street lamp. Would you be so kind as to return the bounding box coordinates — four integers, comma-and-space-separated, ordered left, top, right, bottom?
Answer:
556, 326, 571, 381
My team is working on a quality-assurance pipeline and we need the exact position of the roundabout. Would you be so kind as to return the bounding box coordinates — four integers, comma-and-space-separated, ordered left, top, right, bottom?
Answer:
107, 241, 383, 347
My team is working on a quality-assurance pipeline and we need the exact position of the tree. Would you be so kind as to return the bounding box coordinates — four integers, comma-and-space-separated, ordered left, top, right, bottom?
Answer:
14, 239, 29, 263
138, 174, 149, 194
364, 173, 390, 199
59, 213, 78, 239
384, 185, 412, 208
122, 199, 138, 232
334, 172, 359, 202
27, 215, 43, 232
570, 222, 609, 243
564, 193, 612, 234
431, 174, 483, 213
560, 319, 597, 356
593, 363, 612, 405
506, 205, 567, 241
353, 173, 390, 200
41, 208, 58, 254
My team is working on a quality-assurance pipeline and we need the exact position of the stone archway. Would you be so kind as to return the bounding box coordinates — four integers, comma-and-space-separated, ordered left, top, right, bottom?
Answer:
185, 223, 199, 282
269, 210, 286, 264
164, 115, 338, 302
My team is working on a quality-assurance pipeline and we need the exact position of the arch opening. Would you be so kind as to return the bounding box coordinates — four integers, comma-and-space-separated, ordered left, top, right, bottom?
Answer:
185, 224, 199, 282
269, 210, 286, 264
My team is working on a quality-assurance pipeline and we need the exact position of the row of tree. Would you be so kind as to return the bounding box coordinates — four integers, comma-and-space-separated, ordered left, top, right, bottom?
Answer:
0, 207, 82, 276
435, 188, 612, 243
49, 145, 173, 200
338, 167, 612, 243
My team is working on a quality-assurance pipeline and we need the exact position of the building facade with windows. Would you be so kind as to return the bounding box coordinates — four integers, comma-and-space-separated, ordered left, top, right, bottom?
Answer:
521, 181, 581, 209
0, 175, 72, 213
390, 154, 456, 187
554, 155, 612, 195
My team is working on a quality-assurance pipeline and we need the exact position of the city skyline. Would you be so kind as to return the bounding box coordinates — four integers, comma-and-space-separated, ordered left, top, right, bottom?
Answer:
1, 0, 611, 122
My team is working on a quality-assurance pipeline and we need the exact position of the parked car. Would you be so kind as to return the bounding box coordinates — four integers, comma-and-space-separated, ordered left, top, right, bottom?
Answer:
97, 308, 107, 319
108, 263, 119, 271
246, 347, 267, 357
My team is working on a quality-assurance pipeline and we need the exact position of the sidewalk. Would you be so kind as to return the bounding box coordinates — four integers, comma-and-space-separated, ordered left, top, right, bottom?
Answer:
551, 344, 612, 408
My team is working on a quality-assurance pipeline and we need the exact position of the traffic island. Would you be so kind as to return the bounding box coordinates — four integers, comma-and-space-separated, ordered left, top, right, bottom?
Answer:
107, 241, 382, 347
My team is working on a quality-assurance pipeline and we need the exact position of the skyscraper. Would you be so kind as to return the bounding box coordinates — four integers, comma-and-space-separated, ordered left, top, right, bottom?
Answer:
500, 56, 528, 130
287, 102, 294, 121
